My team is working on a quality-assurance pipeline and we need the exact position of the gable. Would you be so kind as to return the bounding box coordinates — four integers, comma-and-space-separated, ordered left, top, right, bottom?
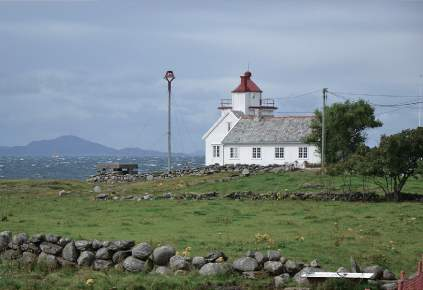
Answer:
202, 111, 242, 141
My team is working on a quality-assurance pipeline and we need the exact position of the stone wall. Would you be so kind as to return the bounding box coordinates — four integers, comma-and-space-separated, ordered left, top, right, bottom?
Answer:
87, 164, 298, 183
0, 231, 399, 289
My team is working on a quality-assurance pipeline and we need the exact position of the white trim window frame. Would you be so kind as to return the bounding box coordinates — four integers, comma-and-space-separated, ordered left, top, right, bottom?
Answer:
298, 146, 308, 159
229, 147, 239, 159
252, 147, 261, 159
275, 147, 284, 159
212, 145, 220, 158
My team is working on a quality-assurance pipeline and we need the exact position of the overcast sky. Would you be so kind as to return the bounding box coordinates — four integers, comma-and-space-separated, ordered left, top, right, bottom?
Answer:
0, 0, 422, 153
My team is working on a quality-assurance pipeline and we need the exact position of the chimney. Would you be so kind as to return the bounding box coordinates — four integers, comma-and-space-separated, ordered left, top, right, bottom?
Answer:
240, 71, 251, 92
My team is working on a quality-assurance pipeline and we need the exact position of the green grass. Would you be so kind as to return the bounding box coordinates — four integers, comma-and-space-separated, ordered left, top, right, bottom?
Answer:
0, 171, 422, 289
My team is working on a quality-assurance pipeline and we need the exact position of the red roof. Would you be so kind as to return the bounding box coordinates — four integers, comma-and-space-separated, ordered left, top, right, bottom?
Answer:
232, 71, 263, 93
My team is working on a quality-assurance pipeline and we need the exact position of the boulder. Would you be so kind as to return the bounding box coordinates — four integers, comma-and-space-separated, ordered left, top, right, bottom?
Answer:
95, 247, 113, 260
93, 185, 102, 193
112, 250, 131, 264
309, 259, 320, 268
199, 262, 231, 276
152, 245, 176, 266
37, 252, 59, 270
77, 251, 95, 267
20, 243, 40, 254
146, 175, 154, 181
285, 259, 300, 274
29, 233, 45, 244
383, 269, 396, 280
58, 237, 71, 247
1, 249, 21, 260
0, 231, 12, 251
95, 193, 108, 200
266, 250, 281, 261
123, 256, 146, 272
233, 257, 259, 272
363, 265, 384, 280
12, 233, 28, 246
108, 240, 134, 251
337, 266, 349, 273
205, 250, 227, 263
192, 256, 206, 269
254, 251, 266, 264
132, 242, 153, 260
57, 257, 76, 267
92, 240, 104, 250
293, 266, 321, 286
263, 261, 284, 275
45, 234, 60, 243
75, 240, 92, 251
169, 255, 190, 271
62, 241, 78, 262
155, 266, 172, 275
93, 259, 113, 270
274, 273, 290, 288
21, 252, 37, 265
40, 242, 62, 255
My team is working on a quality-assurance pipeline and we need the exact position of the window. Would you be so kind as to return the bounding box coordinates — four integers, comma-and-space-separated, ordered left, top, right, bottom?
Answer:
230, 147, 239, 159
252, 147, 261, 159
298, 147, 308, 159
227, 122, 231, 131
275, 147, 284, 159
212, 145, 220, 158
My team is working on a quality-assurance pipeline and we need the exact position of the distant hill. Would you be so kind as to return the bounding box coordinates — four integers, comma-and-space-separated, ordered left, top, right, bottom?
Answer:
0, 135, 173, 157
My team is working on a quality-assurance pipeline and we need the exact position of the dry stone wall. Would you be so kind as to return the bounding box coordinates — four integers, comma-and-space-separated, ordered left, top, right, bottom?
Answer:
0, 231, 399, 289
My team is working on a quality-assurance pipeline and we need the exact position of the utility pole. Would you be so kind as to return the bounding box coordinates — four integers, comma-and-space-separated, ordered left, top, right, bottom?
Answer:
321, 88, 328, 173
164, 71, 175, 173
419, 74, 422, 127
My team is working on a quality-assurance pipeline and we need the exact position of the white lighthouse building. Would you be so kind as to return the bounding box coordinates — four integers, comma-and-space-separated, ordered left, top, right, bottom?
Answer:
202, 71, 320, 166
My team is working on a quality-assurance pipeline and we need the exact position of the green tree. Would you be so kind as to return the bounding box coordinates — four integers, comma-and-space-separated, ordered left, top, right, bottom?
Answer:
365, 127, 423, 201
306, 100, 382, 164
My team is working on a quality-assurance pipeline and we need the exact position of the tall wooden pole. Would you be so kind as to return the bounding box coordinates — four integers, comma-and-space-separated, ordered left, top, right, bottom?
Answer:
322, 88, 328, 173
164, 71, 175, 173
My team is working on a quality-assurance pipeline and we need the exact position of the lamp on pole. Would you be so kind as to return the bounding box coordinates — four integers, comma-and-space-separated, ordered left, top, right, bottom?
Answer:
321, 88, 328, 173
164, 70, 175, 173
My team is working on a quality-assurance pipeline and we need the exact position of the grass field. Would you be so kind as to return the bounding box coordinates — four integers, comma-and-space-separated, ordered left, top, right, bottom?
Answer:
0, 171, 422, 289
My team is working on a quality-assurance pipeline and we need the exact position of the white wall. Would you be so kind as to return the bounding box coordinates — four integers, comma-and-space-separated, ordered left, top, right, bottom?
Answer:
204, 112, 240, 165
231, 92, 262, 115
221, 144, 320, 166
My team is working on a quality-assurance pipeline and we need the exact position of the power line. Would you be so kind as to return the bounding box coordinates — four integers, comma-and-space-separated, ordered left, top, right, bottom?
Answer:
330, 91, 423, 99
274, 89, 320, 100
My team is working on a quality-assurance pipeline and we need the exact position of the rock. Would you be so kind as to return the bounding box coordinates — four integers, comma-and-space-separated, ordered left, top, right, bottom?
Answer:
263, 261, 284, 275
274, 273, 290, 288
241, 168, 250, 176
174, 269, 189, 276
169, 255, 190, 271
309, 259, 320, 268
92, 240, 103, 250
108, 240, 134, 251
123, 256, 146, 272
45, 234, 60, 243
1, 249, 21, 260
57, 257, 76, 267
93, 185, 102, 193
12, 233, 28, 246
75, 240, 92, 251
242, 271, 267, 279
199, 262, 231, 276
21, 251, 37, 265
40, 242, 62, 255
37, 252, 59, 270
77, 251, 95, 266
20, 243, 40, 254
0, 231, 12, 251
112, 250, 131, 264
146, 175, 154, 181
380, 282, 397, 290
95, 193, 108, 200
363, 265, 384, 279
152, 245, 176, 266
205, 250, 227, 263
62, 241, 78, 262
132, 242, 153, 260
233, 257, 259, 272
29, 233, 45, 244
337, 266, 349, 273
95, 247, 113, 260
58, 190, 67, 197
192, 256, 206, 269
155, 266, 172, 275
93, 259, 113, 270
58, 237, 71, 247
266, 250, 281, 261
280, 256, 287, 264
293, 267, 321, 286
350, 256, 361, 273
162, 192, 173, 199
285, 259, 300, 274
383, 269, 396, 280
254, 251, 266, 264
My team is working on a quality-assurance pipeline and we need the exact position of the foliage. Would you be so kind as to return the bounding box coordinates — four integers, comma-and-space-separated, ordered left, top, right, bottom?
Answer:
363, 127, 423, 200
305, 99, 382, 164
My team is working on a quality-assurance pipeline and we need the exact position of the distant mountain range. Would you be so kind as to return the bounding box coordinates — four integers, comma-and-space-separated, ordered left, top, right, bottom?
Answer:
0, 135, 198, 157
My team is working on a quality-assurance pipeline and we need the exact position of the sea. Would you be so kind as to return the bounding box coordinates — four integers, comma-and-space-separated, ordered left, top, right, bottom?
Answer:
0, 156, 204, 180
